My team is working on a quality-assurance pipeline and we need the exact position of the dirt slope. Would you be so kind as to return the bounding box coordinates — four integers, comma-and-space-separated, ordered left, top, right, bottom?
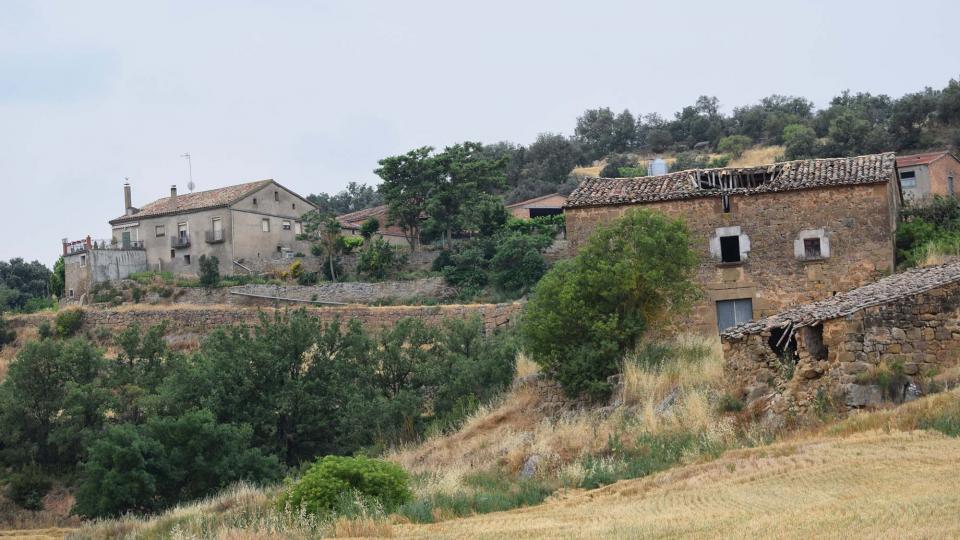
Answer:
393, 430, 960, 539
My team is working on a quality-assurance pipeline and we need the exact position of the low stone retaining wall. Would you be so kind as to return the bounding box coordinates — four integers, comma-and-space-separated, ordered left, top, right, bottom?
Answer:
10, 302, 523, 338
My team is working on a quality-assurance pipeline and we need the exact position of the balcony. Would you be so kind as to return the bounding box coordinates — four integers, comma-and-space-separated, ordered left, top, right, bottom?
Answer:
205, 229, 226, 244
171, 236, 191, 249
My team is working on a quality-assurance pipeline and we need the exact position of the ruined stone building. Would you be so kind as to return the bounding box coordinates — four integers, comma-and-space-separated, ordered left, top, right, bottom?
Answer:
722, 261, 960, 414
505, 193, 567, 219
63, 180, 314, 302
564, 153, 901, 334
896, 151, 960, 202
337, 205, 410, 246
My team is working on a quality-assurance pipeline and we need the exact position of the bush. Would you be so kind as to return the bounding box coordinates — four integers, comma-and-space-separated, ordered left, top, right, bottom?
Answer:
490, 233, 550, 296
356, 238, 406, 280
0, 311, 14, 349
298, 271, 319, 286
277, 455, 411, 516
6, 466, 52, 510
288, 260, 304, 280
359, 218, 380, 239
716, 135, 752, 158
521, 209, 699, 398
199, 255, 220, 288
783, 124, 818, 160
339, 236, 364, 254
55, 308, 84, 337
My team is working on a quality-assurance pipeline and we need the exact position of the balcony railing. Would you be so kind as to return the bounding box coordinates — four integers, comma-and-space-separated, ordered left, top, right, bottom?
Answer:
171, 236, 191, 249
205, 229, 226, 244
63, 237, 144, 254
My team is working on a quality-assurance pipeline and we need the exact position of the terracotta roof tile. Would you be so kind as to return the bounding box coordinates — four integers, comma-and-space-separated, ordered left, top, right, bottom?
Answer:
565, 153, 896, 208
336, 205, 389, 227
722, 261, 960, 339
110, 180, 273, 224
896, 151, 956, 168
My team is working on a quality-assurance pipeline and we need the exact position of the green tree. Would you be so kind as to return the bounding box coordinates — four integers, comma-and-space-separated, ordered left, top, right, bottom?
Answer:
782, 124, 818, 160
490, 233, 551, 295
376, 147, 440, 250
356, 238, 405, 280
198, 255, 220, 288
521, 209, 699, 398
302, 211, 344, 281
359, 217, 380, 239
50, 257, 65, 299
307, 182, 382, 215
716, 135, 752, 158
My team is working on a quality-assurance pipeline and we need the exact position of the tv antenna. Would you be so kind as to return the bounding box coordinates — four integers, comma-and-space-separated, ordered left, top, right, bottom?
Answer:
180, 152, 195, 192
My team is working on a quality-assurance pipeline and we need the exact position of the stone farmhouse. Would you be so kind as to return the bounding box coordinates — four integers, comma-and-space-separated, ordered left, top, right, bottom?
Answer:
722, 261, 960, 414
62, 180, 314, 302
895, 151, 960, 202
564, 153, 901, 335
337, 205, 409, 246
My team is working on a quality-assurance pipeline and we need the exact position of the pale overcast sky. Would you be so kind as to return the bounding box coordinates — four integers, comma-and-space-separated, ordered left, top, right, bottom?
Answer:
2, 0, 959, 266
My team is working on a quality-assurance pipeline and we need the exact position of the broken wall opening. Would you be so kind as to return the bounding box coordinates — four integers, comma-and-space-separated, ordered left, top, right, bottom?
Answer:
698, 170, 774, 190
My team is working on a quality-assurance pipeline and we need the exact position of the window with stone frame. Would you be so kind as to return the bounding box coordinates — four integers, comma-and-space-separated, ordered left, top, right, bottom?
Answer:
720, 236, 741, 263
795, 229, 830, 261
804, 237, 822, 259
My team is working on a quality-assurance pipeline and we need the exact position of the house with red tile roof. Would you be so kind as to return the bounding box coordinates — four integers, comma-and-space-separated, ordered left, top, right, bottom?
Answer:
62, 180, 315, 302
336, 205, 411, 247
895, 151, 960, 202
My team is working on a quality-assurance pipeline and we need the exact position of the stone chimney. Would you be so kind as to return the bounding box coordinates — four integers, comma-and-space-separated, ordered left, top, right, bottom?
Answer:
170, 185, 178, 206
124, 182, 133, 215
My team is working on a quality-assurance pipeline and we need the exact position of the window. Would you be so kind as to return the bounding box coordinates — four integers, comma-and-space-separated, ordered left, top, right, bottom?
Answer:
177, 223, 188, 239
294, 221, 303, 235
282, 220, 291, 230
253, 197, 258, 206
804, 238, 822, 259
80, 255, 86, 267
170, 249, 176, 258
184, 254, 191, 265
900, 171, 917, 189
716, 298, 753, 333
722, 193, 731, 213
795, 229, 830, 260
262, 218, 270, 232
274, 190, 280, 202
69, 289, 75, 298
155, 225, 165, 237
720, 236, 740, 263
292, 203, 296, 210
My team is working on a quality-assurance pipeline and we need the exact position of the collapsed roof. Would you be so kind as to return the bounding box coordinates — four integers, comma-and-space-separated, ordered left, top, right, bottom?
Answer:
722, 261, 960, 339
565, 153, 897, 208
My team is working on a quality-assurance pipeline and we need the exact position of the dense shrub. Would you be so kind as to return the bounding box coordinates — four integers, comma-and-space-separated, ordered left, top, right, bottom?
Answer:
356, 238, 406, 280
297, 271, 319, 286
521, 209, 699, 398
339, 236, 364, 254
199, 255, 220, 287
489, 233, 550, 295
716, 135, 752, 158
0, 311, 14, 349
277, 455, 411, 515
359, 217, 380, 239
6, 466, 52, 510
55, 308, 84, 337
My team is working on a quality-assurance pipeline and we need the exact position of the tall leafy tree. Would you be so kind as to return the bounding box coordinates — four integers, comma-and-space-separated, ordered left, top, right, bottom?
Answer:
376, 147, 440, 250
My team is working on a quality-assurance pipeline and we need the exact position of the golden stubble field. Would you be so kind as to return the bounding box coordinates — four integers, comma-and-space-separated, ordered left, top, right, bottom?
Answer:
393, 430, 960, 539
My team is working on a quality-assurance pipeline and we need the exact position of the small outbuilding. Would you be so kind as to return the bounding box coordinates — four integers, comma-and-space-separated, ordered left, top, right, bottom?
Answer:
722, 261, 960, 413
506, 193, 567, 219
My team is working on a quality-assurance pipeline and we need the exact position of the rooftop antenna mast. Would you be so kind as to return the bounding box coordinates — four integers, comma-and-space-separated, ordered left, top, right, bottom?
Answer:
180, 152, 195, 192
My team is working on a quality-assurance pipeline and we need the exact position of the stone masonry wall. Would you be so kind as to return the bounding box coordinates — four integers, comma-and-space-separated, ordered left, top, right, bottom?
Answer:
723, 279, 960, 413
9, 302, 523, 341
565, 183, 896, 334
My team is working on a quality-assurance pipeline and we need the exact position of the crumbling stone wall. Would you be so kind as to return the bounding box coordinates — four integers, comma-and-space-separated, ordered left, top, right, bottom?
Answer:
723, 279, 960, 413
9, 302, 523, 342
565, 183, 896, 334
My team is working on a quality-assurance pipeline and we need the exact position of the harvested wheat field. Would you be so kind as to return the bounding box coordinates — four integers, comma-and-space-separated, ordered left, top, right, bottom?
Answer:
393, 430, 960, 539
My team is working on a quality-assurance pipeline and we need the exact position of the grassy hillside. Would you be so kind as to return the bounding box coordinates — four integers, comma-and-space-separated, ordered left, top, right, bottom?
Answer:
57, 334, 960, 539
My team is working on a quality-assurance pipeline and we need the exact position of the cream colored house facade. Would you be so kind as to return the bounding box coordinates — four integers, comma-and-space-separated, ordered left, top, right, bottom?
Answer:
107, 180, 315, 277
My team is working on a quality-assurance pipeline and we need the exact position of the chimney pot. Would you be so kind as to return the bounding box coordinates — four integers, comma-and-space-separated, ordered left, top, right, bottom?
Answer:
171, 185, 178, 198
124, 182, 133, 215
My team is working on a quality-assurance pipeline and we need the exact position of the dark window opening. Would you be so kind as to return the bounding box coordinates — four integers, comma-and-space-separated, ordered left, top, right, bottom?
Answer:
716, 298, 753, 333
900, 171, 917, 189
184, 254, 191, 265
292, 203, 296, 209
768, 326, 799, 378
276, 245, 282, 253
720, 235, 741, 263
170, 249, 175, 259
803, 238, 822, 259
529, 207, 563, 218
801, 324, 828, 361
274, 191, 279, 201
722, 194, 731, 213
253, 197, 258, 205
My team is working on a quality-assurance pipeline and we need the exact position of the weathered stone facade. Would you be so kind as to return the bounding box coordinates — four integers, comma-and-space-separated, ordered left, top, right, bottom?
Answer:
722, 262, 960, 413
566, 182, 898, 334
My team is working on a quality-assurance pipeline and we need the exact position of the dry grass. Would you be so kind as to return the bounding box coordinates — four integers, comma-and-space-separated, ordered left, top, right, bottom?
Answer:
727, 145, 784, 167
391, 429, 960, 539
